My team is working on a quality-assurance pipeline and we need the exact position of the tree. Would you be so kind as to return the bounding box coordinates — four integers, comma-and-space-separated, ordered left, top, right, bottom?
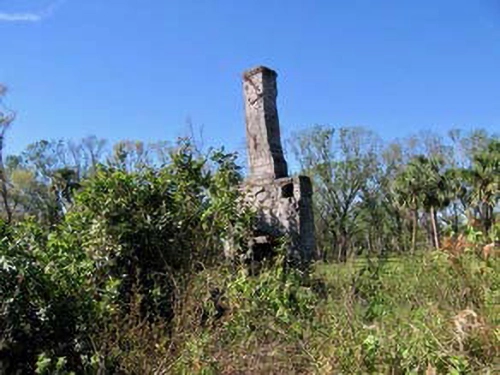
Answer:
290, 125, 380, 261
463, 139, 500, 236
394, 155, 452, 251
417, 156, 450, 249
3, 137, 108, 224
394, 157, 423, 253
0, 85, 15, 222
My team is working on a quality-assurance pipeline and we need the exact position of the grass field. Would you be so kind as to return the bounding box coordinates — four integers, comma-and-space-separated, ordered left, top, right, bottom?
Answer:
144, 250, 500, 374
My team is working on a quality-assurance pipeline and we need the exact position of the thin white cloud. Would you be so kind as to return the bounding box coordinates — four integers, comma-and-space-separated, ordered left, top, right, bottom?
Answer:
0, 0, 66, 23
0, 12, 41, 22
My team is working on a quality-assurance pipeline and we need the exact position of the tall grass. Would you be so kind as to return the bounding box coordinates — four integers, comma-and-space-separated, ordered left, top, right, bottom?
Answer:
135, 250, 499, 374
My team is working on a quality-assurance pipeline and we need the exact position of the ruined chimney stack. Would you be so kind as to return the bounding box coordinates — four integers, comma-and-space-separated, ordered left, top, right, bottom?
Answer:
243, 66, 288, 180
242, 66, 316, 266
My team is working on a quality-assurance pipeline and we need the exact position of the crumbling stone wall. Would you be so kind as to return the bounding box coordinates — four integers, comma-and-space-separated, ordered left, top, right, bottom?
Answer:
243, 176, 315, 264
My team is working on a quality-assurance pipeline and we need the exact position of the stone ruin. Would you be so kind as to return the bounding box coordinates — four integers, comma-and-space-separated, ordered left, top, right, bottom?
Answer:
241, 66, 315, 266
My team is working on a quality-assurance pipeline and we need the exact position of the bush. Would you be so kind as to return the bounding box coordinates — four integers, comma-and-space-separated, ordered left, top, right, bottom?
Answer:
0, 219, 96, 374
0, 142, 254, 374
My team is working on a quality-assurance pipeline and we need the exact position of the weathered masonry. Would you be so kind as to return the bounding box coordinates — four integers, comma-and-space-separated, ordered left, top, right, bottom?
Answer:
242, 66, 315, 265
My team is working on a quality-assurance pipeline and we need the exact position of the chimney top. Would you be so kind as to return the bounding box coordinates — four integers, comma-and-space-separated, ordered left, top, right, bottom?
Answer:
243, 66, 277, 80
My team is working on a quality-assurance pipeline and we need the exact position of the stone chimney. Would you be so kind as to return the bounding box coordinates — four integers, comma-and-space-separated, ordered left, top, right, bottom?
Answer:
242, 66, 316, 267
243, 66, 288, 180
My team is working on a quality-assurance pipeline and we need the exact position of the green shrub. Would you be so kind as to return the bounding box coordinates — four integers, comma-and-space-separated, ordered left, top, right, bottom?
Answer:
0, 219, 96, 374
0, 141, 253, 374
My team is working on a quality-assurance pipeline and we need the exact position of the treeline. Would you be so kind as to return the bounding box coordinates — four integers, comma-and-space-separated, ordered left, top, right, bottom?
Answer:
290, 126, 499, 260
1, 136, 173, 224
1, 125, 498, 260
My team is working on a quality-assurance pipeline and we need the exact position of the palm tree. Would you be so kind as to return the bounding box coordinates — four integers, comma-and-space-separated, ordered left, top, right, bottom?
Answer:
463, 140, 500, 236
394, 159, 423, 253
416, 156, 451, 250
394, 155, 451, 251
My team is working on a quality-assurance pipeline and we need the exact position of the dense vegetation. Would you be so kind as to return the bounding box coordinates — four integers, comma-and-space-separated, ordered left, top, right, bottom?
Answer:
1, 86, 499, 374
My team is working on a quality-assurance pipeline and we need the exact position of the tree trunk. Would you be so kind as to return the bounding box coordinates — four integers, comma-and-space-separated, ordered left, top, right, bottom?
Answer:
395, 212, 406, 253
411, 209, 418, 254
0, 134, 11, 223
424, 213, 433, 249
430, 206, 440, 250
338, 230, 348, 262
366, 232, 373, 255
452, 202, 459, 235
483, 202, 493, 236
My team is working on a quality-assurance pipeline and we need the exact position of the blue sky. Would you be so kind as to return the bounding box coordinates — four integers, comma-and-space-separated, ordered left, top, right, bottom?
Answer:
1, 0, 500, 157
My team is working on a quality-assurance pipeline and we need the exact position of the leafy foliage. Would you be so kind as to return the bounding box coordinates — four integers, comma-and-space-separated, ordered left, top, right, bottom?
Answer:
290, 126, 499, 260
0, 140, 254, 373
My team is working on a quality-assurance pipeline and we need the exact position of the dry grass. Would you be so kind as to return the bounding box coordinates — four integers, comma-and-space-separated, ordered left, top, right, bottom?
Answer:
90, 251, 499, 374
